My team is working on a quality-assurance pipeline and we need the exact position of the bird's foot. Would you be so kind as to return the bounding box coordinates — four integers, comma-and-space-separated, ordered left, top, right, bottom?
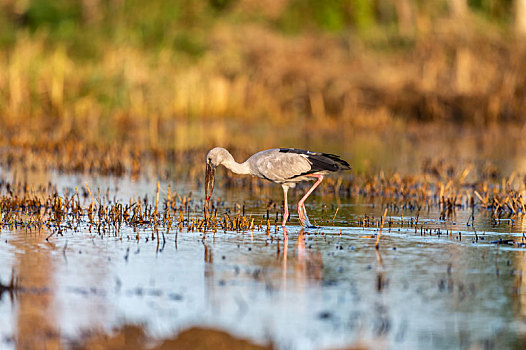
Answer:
300, 206, 318, 229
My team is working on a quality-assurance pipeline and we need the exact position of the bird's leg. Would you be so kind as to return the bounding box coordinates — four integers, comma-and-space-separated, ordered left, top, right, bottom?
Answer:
297, 174, 324, 227
281, 185, 289, 227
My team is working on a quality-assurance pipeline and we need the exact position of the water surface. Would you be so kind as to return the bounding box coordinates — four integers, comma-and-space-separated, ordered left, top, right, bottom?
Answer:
0, 171, 526, 349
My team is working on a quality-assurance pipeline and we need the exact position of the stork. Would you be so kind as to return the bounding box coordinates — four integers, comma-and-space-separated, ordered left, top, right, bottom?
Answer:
205, 147, 351, 227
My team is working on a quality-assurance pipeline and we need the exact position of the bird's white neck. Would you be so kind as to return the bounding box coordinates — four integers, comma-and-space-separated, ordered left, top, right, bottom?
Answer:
221, 154, 251, 175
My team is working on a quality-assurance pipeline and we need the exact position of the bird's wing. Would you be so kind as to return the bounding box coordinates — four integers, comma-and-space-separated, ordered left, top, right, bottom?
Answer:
279, 148, 351, 172
249, 149, 312, 183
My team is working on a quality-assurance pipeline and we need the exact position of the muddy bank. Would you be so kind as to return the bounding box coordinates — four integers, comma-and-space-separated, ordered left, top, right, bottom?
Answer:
71, 326, 274, 350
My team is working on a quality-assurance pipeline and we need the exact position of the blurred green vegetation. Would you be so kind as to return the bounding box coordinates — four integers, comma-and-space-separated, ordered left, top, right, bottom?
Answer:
0, 0, 525, 155
1, 0, 518, 53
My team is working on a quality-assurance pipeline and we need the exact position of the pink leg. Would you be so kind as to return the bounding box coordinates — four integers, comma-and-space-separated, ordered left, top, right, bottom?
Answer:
281, 185, 289, 227
297, 174, 324, 226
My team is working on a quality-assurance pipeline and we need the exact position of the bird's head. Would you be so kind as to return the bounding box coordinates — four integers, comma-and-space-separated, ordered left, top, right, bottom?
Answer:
205, 147, 229, 204
206, 147, 230, 168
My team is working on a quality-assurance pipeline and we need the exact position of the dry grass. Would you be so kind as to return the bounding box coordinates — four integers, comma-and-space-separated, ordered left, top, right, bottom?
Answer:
1, 155, 524, 238
1, 22, 526, 156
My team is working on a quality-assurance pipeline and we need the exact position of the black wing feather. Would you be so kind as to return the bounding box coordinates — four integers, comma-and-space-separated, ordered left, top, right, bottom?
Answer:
279, 148, 351, 177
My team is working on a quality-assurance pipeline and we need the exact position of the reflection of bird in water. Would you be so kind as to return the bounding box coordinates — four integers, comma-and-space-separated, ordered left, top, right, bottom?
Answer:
205, 147, 350, 227
281, 228, 323, 286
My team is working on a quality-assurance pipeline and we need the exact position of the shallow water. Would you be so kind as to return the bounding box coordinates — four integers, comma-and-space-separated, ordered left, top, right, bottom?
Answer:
0, 171, 526, 349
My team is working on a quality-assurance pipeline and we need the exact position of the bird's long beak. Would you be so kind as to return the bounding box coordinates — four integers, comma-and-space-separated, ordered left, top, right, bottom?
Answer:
205, 162, 215, 205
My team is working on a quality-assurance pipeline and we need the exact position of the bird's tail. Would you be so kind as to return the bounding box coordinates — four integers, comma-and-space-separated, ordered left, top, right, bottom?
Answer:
316, 152, 351, 171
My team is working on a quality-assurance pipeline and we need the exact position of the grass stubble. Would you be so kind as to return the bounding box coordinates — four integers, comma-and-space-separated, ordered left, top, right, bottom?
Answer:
1, 158, 525, 244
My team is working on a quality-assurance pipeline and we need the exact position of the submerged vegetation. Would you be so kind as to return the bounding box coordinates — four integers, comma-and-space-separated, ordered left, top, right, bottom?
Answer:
1, 155, 525, 238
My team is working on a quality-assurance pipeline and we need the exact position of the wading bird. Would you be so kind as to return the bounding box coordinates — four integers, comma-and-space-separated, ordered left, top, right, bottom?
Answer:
205, 147, 351, 227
